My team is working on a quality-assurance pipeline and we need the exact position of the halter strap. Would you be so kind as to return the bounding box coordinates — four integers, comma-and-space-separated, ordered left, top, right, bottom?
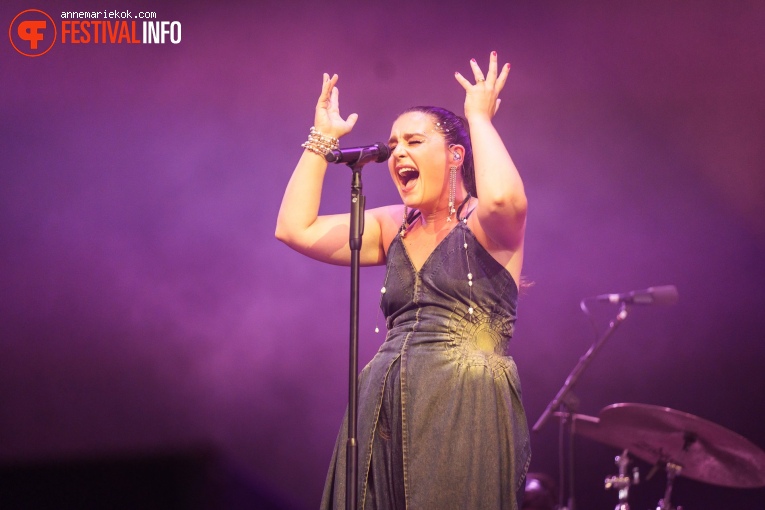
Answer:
402, 194, 473, 233
399, 193, 475, 237
456, 193, 474, 221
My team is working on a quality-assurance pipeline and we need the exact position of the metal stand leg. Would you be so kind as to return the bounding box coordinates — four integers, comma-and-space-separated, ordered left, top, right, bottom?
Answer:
656, 462, 682, 510
605, 450, 639, 510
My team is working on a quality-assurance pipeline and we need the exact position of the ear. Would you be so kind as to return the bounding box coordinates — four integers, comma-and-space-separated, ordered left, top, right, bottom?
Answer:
448, 144, 466, 165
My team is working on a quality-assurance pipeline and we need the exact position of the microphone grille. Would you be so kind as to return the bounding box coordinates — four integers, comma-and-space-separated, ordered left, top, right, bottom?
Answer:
650, 285, 679, 306
374, 143, 391, 163
324, 149, 340, 163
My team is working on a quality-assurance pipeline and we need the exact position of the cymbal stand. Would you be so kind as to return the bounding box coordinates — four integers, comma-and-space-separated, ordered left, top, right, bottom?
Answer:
605, 449, 639, 510
656, 462, 683, 510
532, 303, 630, 510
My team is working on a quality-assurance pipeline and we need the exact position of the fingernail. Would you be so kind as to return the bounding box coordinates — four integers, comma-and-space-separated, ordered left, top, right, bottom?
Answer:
470, 58, 476, 63
506, 63, 511, 70
492, 51, 497, 56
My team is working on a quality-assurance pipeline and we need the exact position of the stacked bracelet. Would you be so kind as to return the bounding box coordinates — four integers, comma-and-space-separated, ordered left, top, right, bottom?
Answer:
301, 127, 339, 157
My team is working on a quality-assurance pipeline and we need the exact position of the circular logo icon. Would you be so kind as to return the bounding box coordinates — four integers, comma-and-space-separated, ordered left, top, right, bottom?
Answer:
9, 9, 57, 57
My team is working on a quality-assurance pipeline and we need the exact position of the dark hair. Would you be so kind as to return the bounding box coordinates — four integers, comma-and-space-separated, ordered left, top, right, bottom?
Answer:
399, 106, 477, 197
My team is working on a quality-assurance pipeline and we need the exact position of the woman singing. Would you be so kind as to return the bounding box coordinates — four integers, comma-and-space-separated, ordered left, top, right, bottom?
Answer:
276, 51, 530, 509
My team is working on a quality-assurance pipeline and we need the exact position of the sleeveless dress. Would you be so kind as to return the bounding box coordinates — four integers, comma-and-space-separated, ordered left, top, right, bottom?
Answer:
321, 206, 531, 510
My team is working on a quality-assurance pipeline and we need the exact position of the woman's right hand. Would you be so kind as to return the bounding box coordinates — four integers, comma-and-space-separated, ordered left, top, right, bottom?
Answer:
314, 73, 358, 139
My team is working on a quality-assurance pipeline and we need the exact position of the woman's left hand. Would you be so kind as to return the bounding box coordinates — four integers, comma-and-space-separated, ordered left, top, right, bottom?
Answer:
454, 51, 510, 122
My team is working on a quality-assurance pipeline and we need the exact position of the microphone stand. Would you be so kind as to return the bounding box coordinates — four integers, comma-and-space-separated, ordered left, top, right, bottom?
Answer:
325, 143, 389, 510
532, 303, 630, 510
345, 159, 366, 510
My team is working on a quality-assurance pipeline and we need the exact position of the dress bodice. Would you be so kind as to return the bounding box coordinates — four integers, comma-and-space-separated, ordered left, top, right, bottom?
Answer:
380, 221, 519, 354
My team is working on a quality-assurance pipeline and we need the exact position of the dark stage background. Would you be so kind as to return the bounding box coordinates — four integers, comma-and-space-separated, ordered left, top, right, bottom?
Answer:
2, 1, 764, 508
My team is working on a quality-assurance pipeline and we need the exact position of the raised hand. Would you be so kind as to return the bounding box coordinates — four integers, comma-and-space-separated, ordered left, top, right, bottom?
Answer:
314, 73, 359, 139
454, 51, 510, 121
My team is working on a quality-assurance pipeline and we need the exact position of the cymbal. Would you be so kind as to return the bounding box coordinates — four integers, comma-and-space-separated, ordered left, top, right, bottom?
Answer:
565, 403, 765, 488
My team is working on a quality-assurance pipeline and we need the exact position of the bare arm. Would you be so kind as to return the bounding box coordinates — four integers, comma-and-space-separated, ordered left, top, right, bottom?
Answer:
275, 74, 387, 266
455, 52, 527, 251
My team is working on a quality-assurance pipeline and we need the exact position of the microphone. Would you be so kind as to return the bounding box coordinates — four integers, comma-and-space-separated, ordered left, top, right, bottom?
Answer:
595, 285, 679, 306
325, 143, 391, 165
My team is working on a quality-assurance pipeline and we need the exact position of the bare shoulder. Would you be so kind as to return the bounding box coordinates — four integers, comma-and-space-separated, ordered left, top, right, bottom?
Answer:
466, 208, 525, 285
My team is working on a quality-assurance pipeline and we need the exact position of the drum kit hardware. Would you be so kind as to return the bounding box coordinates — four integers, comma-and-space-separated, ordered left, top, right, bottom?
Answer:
603, 449, 639, 510
534, 291, 765, 509
562, 403, 765, 509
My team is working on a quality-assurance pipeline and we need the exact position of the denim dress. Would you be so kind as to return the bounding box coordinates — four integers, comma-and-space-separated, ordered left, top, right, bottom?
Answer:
321, 209, 531, 510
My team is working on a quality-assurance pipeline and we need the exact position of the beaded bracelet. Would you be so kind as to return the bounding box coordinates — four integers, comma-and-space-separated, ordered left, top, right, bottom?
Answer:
301, 127, 339, 157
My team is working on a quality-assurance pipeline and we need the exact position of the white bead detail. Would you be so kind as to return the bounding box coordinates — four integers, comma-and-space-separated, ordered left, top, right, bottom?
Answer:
467, 273, 472, 280
468, 307, 474, 314
469, 281, 473, 286
375, 327, 380, 333
464, 243, 468, 249
381, 286, 386, 294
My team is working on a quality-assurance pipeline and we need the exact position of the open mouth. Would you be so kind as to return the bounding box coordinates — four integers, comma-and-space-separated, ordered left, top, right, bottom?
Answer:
397, 167, 420, 191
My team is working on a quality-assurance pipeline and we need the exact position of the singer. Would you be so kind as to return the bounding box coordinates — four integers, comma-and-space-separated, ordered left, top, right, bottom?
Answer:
276, 52, 530, 509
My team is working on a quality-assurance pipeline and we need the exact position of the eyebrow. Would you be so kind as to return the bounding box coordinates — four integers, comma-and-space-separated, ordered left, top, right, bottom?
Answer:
388, 132, 427, 144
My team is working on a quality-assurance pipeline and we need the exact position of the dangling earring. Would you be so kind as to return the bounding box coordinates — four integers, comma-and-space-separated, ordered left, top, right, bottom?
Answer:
400, 205, 409, 237
447, 166, 457, 222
